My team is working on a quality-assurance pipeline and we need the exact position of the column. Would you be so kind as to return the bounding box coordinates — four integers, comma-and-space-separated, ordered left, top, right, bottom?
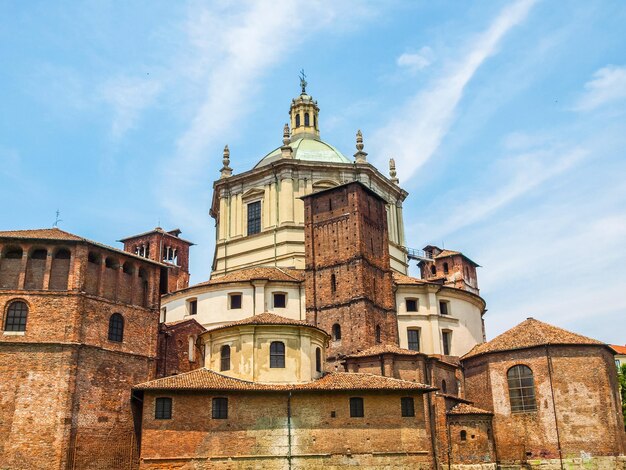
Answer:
42, 250, 53, 290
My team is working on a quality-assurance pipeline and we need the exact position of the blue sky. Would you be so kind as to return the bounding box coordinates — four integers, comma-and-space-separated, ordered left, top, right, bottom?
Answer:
2, 1, 625, 344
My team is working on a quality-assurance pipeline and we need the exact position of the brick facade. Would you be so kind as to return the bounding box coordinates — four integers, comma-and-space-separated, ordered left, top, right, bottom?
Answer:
156, 319, 205, 378
303, 182, 398, 361
0, 232, 162, 470
463, 345, 626, 464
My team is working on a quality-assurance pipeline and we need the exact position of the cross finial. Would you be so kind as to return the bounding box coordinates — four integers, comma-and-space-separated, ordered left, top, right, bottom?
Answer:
299, 69, 307, 94
53, 209, 62, 228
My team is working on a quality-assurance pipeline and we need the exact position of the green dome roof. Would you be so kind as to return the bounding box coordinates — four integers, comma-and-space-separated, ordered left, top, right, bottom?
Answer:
254, 138, 350, 168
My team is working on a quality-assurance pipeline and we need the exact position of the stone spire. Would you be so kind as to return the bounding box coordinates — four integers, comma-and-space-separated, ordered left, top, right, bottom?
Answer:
354, 130, 368, 163
389, 158, 399, 184
281, 123, 293, 158
220, 145, 232, 178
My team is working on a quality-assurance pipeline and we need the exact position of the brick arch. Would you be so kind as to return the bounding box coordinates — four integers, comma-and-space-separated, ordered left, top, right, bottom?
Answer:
50, 247, 71, 291
0, 245, 24, 289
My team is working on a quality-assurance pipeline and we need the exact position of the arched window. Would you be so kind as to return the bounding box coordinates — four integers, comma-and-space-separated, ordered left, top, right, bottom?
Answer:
460, 430, 467, 441
220, 345, 231, 371
4, 247, 23, 259
430, 265, 436, 275
108, 313, 124, 342
122, 262, 134, 275
330, 273, 336, 294
304, 113, 310, 126
55, 249, 71, 260
4, 301, 28, 332
295, 114, 301, 127
105, 257, 118, 269
315, 347, 322, 373
375, 325, 381, 343
30, 248, 47, 259
507, 365, 537, 412
443, 262, 449, 274
270, 341, 285, 368
332, 323, 341, 341
441, 379, 447, 394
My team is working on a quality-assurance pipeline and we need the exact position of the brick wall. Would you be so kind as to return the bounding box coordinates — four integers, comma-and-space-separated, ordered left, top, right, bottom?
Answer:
139, 390, 433, 469
463, 345, 626, 462
156, 319, 205, 378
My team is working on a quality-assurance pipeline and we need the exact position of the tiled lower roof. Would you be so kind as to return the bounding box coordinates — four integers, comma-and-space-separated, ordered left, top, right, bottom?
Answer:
201, 267, 305, 285
447, 403, 493, 415
392, 273, 430, 286
134, 368, 436, 392
610, 344, 626, 355
206, 312, 328, 336
462, 318, 605, 360
345, 344, 423, 358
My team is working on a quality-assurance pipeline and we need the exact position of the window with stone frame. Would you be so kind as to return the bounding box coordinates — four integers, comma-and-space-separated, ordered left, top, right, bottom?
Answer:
229, 293, 242, 309
407, 329, 420, 351
247, 201, 261, 236
273, 292, 286, 309
220, 345, 231, 372
441, 330, 451, 355
270, 341, 285, 368
507, 365, 537, 413
406, 298, 418, 312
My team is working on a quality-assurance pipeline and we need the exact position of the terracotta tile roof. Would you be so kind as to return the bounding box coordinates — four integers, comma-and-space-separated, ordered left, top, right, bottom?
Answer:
345, 344, 423, 358
610, 344, 626, 355
206, 312, 328, 336
392, 272, 430, 286
163, 318, 206, 331
0, 228, 84, 241
447, 403, 493, 415
192, 267, 305, 288
462, 318, 605, 360
0, 228, 164, 265
134, 368, 436, 392
118, 227, 194, 245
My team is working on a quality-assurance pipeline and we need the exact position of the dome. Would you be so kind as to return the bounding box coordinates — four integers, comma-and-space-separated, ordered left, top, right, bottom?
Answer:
254, 137, 351, 168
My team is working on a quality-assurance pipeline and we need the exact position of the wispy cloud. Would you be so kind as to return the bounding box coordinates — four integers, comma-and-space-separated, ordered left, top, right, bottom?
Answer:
100, 76, 162, 139
425, 145, 587, 240
396, 47, 434, 72
573, 64, 626, 112
371, 0, 536, 180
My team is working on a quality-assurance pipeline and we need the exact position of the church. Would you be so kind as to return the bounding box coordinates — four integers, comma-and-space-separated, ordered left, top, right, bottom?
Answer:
0, 80, 624, 470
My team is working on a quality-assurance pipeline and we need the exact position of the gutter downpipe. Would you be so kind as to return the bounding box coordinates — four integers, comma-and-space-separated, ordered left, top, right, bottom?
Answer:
546, 345, 564, 470
287, 391, 293, 470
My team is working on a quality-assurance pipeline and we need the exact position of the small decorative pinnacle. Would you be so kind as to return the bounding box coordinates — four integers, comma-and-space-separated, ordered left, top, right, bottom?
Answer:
389, 158, 399, 184
354, 129, 368, 163
299, 69, 307, 94
220, 145, 232, 178
281, 123, 293, 158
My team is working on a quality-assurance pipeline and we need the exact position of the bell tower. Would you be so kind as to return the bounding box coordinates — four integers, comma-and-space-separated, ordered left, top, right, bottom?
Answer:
303, 181, 399, 363
289, 70, 320, 139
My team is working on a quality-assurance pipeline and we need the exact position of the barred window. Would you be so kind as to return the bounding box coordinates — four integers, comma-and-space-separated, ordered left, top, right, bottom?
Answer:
212, 397, 228, 419
155, 397, 172, 419
507, 365, 537, 413
5, 301, 28, 332
350, 397, 364, 417
270, 341, 285, 368
220, 345, 231, 372
401, 397, 415, 417
247, 201, 261, 235
407, 329, 420, 351
108, 313, 124, 342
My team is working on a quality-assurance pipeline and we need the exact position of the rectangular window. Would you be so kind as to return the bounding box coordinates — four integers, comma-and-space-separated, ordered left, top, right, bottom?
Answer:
442, 331, 451, 355
212, 397, 228, 419
406, 299, 418, 312
188, 299, 197, 316
229, 293, 242, 309
160, 307, 167, 323
439, 300, 449, 315
350, 397, 364, 417
407, 329, 420, 351
273, 293, 286, 309
155, 397, 172, 419
247, 201, 261, 235
401, 397, 415, 417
